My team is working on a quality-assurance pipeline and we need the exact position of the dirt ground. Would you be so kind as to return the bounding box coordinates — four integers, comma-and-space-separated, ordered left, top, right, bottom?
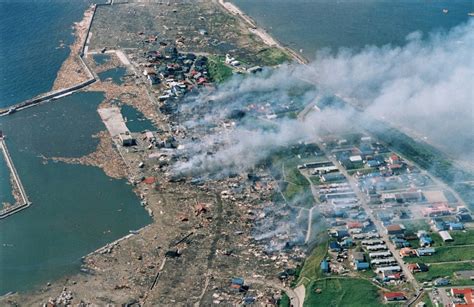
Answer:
0, 1, 305, 306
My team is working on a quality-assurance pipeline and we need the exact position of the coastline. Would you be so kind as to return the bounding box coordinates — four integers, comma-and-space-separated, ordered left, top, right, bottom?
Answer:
49, 131, 128, 179
0, 1, 309, 304
2, 1, 472, 306
52, 6, 95, 90
0, 4, 97, 116
217, 0, 309, 65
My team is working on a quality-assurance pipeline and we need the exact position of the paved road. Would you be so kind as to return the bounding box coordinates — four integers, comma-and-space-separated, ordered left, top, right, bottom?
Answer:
246, 278, 303, 307
314, 141, 419, 289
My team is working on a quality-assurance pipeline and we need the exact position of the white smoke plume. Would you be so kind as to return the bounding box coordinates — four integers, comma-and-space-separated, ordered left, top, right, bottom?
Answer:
303, 20, 474, 161
173, 20, 474, 177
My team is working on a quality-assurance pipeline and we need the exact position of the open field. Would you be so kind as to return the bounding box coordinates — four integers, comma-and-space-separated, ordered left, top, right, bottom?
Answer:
406, 246, 474, 263
443, 230, 474, 246
423, 293, 434, 307
297, 239, 328, 284
208, 55, 234, 83
415, 262, 474, 284
256, 48, 291, 66
304, 278, 382, 307
269, 149, 316, 208
279, 293, 290, 307
283, 166, 311, 200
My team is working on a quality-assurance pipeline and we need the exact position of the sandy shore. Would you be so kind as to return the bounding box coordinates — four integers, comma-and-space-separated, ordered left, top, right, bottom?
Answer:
217, 0, 308, 64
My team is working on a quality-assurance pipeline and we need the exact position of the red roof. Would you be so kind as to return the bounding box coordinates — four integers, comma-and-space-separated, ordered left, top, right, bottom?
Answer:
386, 224, 403, 231
143, 177, 155, 184
388, 163, 402, 169
386, 273, 402, 280
452, 288, 474, 306
384, 292, 406, 299
407, 263, 419, 272
347, 221, 363, 229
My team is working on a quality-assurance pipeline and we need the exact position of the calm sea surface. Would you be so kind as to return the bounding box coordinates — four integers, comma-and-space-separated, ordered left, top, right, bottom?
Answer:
0, 1, 150, 294
232, 0, 472, 58
0, 92, 152, 294
0, 0, 471, 295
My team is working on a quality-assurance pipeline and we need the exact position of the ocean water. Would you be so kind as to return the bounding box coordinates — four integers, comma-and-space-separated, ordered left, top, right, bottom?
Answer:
0, 1, 93, 108
0, 1, 150, 294
0, 92, 152, 294
232, 0, 472, 57
232, 0, 473, 163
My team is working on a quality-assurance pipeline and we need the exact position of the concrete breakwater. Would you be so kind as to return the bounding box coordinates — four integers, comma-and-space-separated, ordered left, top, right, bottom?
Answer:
0, 137, 31, 219
0, 2, 107, 116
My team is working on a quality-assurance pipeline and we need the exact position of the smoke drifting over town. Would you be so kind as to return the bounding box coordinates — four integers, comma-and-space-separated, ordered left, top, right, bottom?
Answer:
303, 20, 474, 161
174, 20, 474, 177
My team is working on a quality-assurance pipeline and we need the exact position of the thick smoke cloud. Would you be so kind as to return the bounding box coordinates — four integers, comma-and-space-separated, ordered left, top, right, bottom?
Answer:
303, 20, 474, 161
174, 20, 474, 177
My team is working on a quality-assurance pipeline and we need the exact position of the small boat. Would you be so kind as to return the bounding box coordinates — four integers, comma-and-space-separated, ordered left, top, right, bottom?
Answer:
442, 9, 448, 14
468, 12, 474, 16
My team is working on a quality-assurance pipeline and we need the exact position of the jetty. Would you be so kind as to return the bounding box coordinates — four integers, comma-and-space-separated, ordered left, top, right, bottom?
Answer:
0, 1, 106, 117
0, 135, 31, 219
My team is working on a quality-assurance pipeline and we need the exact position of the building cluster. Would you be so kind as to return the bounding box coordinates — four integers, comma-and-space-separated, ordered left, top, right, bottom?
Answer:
296, 132, 474, 298
138, 45, 213, 110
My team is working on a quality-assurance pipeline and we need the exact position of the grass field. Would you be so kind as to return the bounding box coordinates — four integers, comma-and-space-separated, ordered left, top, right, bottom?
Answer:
415, 262, 474, 284
207, 55, 234, 83
256, 47, 291, 66
406, 245, 474, 263
424, 230, 474, 247
444, 230, 474, 246
423, 293, 434, 307
274, 157, 315, 207
304, 278, 382, 307
284, 166, 310, 198
279, 293, 290, 307
297, 239, 328, 284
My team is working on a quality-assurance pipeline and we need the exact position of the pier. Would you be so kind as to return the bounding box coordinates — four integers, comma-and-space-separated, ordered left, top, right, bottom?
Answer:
0, 136, 31, 219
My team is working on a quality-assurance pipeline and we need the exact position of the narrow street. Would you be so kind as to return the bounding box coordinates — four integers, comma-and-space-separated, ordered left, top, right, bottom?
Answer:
314, 140, 419, 289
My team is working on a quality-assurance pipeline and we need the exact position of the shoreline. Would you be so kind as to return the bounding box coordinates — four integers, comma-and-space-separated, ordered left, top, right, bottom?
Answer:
0, 4, 98, 116
219, 0, 474, 175
217, 0, 309, 65
1, 1, 308, 304
3, 1, 471, 305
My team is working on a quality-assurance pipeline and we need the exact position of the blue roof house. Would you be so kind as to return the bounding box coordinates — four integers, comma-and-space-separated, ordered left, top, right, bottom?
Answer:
321, 260, 330, 273
355, 261, 370, 270
329, 241, 341, 252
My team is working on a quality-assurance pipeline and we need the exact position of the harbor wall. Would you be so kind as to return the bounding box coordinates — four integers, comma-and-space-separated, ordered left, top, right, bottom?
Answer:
0, 2, 106, 116
0, 138, 31, 219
